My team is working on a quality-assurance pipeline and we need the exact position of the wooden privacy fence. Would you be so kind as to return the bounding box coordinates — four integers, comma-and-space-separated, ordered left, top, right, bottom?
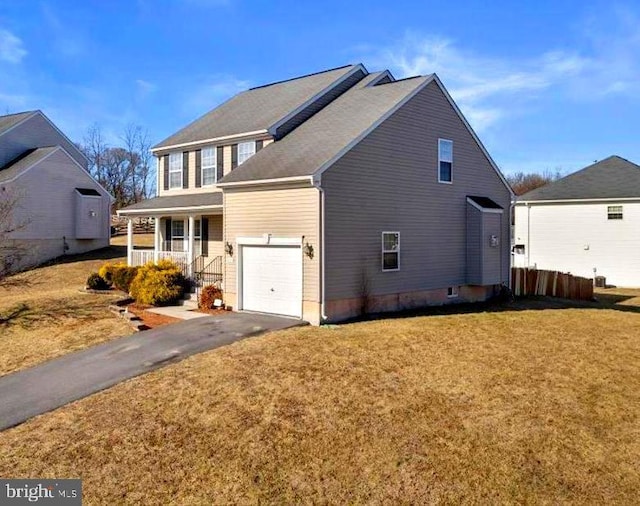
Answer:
511, 268, 594, 301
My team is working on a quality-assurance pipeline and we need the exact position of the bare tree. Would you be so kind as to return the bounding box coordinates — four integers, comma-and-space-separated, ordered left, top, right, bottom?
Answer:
0, 189, 28, 284
81, 124, 155, 209
507, 170, 563, 196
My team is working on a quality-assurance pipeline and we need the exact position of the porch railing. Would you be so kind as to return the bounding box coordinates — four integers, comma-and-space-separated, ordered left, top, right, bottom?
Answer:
157, 251, 189, 274
131, 249, 154, 266
194, 255, 224, 298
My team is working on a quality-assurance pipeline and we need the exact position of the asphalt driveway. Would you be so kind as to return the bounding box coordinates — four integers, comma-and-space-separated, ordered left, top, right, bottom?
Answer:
0, 312, 304, 431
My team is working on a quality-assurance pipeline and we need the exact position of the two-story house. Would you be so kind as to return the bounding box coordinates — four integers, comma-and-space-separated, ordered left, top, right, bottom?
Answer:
0, 110, 111, 272
513, 156, 640, 287
118, 64, 512, 324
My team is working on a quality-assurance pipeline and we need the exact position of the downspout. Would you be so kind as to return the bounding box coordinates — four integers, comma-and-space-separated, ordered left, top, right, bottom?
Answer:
313, 178, 328, 322
526, 203, 531, 267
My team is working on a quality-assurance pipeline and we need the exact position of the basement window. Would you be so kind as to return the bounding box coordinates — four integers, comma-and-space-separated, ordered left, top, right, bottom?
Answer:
382, 232, 400, 271
447, 286, 458, 298
607, 205, 623, 220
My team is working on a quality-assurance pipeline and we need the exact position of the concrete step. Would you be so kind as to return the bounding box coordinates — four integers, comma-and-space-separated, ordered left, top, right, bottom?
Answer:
178, 298, 198, 309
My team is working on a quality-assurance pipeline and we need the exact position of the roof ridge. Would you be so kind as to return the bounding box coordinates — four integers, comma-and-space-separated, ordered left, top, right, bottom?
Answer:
249, 64, 357, 90
371, 74, 428, 86
0, 110, 38, 120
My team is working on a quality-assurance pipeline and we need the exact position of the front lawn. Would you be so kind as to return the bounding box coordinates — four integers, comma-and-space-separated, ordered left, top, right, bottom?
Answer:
0, 247, 132, 376
1, 293, 639, 503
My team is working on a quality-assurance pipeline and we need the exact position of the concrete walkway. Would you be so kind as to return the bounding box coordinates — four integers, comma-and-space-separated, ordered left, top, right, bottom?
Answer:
146, 305, 208, 320
0, 312, 304, 431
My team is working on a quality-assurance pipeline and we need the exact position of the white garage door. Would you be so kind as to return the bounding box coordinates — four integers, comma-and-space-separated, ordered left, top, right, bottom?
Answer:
241, 245, 302, 318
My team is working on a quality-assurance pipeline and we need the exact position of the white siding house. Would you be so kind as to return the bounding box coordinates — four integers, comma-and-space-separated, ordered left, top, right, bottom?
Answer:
0, 111, 112, 272
513, 156, 640, 287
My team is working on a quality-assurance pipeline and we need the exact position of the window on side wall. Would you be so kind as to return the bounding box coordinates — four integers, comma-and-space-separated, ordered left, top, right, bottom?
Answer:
607, 205, 623, 220
201, 147, 217, 186
169, 152, 183, 189
382, 232, 400, 271
438, 139, 453, 183
171, 220, 185, 252
238, 141, 256, 165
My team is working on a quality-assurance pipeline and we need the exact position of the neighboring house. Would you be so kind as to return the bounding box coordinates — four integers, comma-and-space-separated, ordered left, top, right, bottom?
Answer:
0, 110, 111, 272
118, 64, 512, 324
513, 156, 640, 287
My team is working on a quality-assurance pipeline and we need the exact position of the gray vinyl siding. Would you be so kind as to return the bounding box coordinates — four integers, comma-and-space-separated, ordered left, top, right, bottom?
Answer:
467, 206, 504, 285
0, 113, 87, 170
5, 149, 109, 269
466, 205, 483, 284
273, 69, 367, 140
322, 80, 511, 300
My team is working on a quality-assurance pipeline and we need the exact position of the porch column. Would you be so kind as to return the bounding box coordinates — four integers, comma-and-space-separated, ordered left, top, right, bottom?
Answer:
153, 217, 161, 263
127, 218, 133, 266
187, 214, 195, 276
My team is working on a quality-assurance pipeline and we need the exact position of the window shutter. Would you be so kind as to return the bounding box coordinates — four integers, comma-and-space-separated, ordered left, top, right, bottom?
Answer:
256, 140, 263, 152
163, 156, 169, 191
165, 218, 172, 250
231, 144, 238, 170
182, 152, 189, 189
201, 217, 209, 256
216, 146, 224, 181
195, 149, 202, 188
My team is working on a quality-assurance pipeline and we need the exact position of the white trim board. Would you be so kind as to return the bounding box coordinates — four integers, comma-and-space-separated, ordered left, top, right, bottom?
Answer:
151, 130, 270, 153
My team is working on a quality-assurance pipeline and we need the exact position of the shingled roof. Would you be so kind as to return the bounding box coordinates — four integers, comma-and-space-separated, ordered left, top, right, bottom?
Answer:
218, 72, 432, 184
518, 156, 640, 201
153, 64, 366, 150
0, 146, 59, 182
0, 111, 36, 136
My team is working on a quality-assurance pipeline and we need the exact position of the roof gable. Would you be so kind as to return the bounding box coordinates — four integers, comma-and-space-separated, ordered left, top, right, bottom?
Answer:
518, 156, 640, 201
217, 72, 430, 185
153, 64, 366, 150
0, 111, 37, 136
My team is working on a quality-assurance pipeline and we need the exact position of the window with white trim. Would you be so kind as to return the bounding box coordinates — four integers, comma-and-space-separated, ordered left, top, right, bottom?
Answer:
607, 205, 623, 220
438, 139, 453, 183
169, 152, 183, 189
201, 147, 217, 186
171, 220, 185, 251
238, 141, 256, 165
382, 232, 400, 271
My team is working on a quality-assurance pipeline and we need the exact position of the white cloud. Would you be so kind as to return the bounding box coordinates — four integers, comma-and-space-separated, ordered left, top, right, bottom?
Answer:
0, 29, 27, 64
371, 33, 589, 132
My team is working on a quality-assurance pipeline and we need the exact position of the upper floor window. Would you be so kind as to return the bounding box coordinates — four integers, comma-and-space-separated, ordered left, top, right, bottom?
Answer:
382, 231, 400, 271
238, 141, 256, 165
438, 139, 453, 183
202, 147, 217, 186
607, 205, 623, 220
169, 152, 183, 189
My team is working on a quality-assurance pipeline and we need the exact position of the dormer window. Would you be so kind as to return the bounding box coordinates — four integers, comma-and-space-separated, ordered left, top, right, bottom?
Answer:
238, 141, 256, 165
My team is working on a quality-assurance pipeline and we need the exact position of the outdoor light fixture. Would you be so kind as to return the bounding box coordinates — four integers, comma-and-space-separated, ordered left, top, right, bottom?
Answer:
89, 210, 97, 217
303, 241, 314, 259
224, 241, 233, 257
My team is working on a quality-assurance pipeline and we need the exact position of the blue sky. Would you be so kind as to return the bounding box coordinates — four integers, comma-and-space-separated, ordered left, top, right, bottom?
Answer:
1, 0, 639, 175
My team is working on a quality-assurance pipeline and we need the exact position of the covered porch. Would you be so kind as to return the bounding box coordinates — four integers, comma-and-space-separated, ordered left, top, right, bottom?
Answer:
117, 193, 224, 284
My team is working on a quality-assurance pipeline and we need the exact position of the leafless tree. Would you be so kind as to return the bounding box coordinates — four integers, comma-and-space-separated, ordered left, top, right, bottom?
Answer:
0, 189, 28, 284
506, 170, 563, 196
81, 123, 155, 209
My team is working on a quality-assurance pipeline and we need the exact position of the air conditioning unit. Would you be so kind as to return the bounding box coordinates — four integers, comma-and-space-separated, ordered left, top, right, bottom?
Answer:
594, 276, 606, 288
